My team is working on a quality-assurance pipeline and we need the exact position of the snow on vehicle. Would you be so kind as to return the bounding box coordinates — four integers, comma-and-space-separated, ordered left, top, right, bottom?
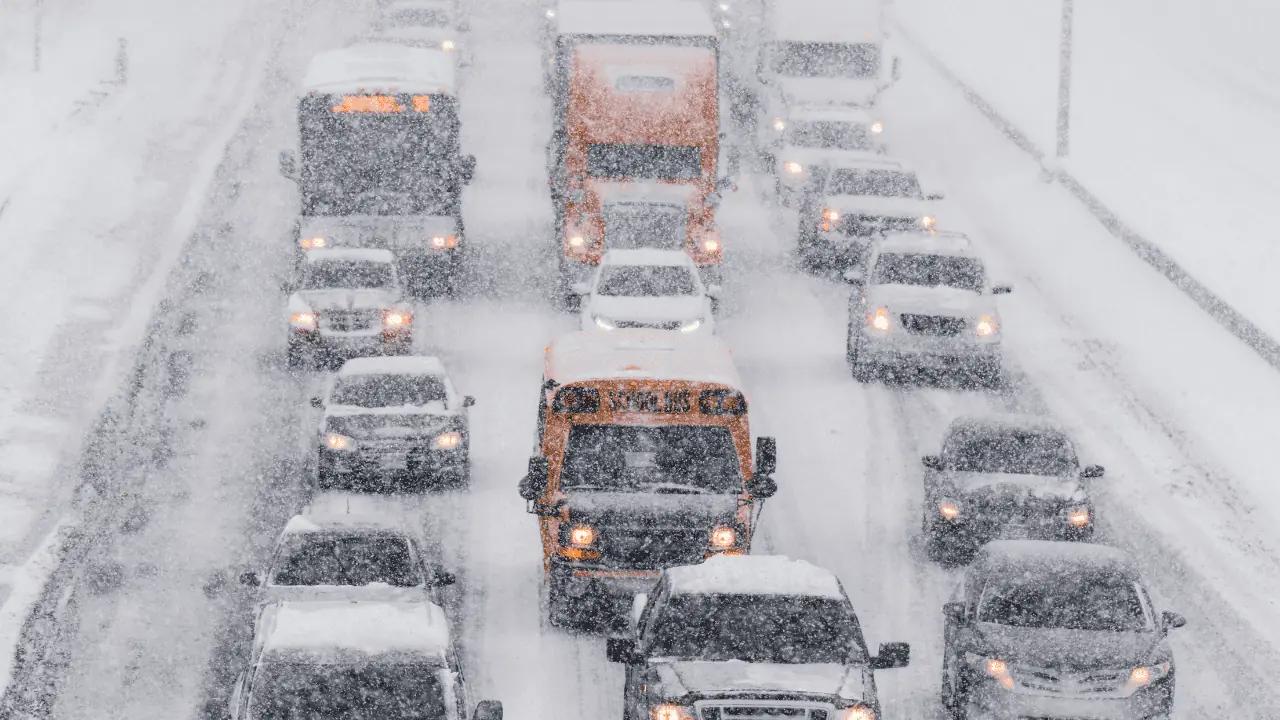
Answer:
312, 356, 475, 490
237, 513, 457, 605
517, 330, 778, 626
293, 214, 466, 296
286, 249, 416, 369
546, 0, 729, 304
228, 600, 504, 720
796, 156, 942, 268
280, 43, 475, 293
920, 416, 1104, 563
767, 104, 886, 205
373, 0, 472, 68
579, 249, 717, 335
607, 555, 910, 720
844, 232, 1011, 385
940, 540, 1186, 720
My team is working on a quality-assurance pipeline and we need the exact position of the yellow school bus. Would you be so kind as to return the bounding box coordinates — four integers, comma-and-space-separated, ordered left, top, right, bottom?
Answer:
518, 330, 777, 626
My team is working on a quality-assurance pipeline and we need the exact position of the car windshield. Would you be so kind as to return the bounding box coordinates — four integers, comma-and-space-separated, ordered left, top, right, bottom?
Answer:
250, 662, 446, 720
945, 430, 1079, 475
603, 203, 687, 250
826, 168, 920, 198
977, 572, 1153, 632
272, 535, 420, 587
647, 594, 866, 663
787, 121, 871, 151
301, 260, 394, 290
560, 424, 741, 494
772, 41, 880, 79
587, 144, 702, 181
331, 375, 447, 408
597, 265, 697, 297
872, 253, 985, 293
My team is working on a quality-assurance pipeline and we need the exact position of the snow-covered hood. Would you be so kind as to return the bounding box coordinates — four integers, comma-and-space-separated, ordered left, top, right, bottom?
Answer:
324, 404, 457, 439
564, 491, 738, 529
293, 288, 397, 312
823, 194, 927, 219
779, 77, 881, 108
656, 661, 869, 702
865, 283, 992, 318
941, 471, 1083, 503
973, 623, 1162, 672
300, 214, 459, 250
588, 294, 706, 324
263, 583, 427, 605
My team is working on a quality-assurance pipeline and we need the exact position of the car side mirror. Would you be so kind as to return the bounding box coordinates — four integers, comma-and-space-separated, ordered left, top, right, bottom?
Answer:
747, 473, 777, 499
472, 700, 503, 720
519, 457, 550, 501
278, 150, 298, 182
239, 570, 261, 587
755, 436, 777, 476
921, 454, 944, 470
991, 285, 1013, 295
943, 601, 967, 625
1081, 464, 1105, 479
870, 641, 910, 670
463, 395, 477, 408
606, 637, 641, 664
431, 568, 457, 587
1161, 610, 1187, 630
310, 397, 323, 409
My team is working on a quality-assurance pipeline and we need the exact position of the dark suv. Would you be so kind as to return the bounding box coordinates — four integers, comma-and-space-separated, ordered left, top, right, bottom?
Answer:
608, 555, 910, 720
921, 415, 1103, 563
940, 540, 1185, 720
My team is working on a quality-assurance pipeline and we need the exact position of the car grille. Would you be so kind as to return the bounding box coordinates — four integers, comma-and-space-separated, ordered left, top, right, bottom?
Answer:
965, 492, 1064, 526
899, 313, 966, 336
322, 309, 380, 332
353, 438, 425, 468
698, 700, 832, 720
597, 527, 708, 569
1012, 665, 1130, 697
838, 214, 919, 235
614, 320, 682, 330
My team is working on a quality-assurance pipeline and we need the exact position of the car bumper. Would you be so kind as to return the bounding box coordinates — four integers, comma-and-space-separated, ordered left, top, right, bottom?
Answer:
968, 678, 1173, 720
320, 445, 467, 476
860, 332, 1000, 369
291, 328, 410, 354
931, 516, 1093, 544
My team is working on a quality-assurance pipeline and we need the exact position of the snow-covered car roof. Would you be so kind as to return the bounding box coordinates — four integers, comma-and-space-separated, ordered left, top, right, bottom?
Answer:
556, 0, 715, 39
945, 413, 1071, 438
303, 247, 398, 264
600, 248, 696, 268
256, 600, 451, 662
875, 231, 974, 258
303, 43, 456, 96
338, 355, 448, 378
771, 0, 881, 44
547, 330, 741, 388
787, 104, 876, 124
665, 555, 845, 599
976, 540, 1139, 581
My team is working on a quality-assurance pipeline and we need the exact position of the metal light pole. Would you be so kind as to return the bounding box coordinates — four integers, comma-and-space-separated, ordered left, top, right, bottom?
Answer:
1056, 0, 1074, 157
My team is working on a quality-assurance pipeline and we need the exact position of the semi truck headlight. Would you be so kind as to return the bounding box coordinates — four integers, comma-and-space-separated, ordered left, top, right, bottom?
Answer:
325, 432, 355, 452
290, 312, 318, 330
709, 526, 737, 548
568, 524, 597, 547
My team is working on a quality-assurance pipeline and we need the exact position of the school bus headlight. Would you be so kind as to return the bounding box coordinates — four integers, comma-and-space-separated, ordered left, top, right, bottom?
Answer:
938, 498, 961, 520
870, 121, 884, 134
568, 524, 597, 547
651, 705, 695, 720
298, 236, 328, 250
1065, 505, 1092, 527
433, 431, 463, 450
772, 118, 786, 132
783, 161, 804, 175
974, 315, 998, 337
290, 312, 318, 330
867, 306, 891, 332
709, 526, 737, 549
383, 310, 412, 328
840, 706, 876, 720
325, 432, 355, 452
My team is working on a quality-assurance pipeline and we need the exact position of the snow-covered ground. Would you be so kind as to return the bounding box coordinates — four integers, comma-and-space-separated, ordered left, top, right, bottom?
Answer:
893, 0, 1280, 341
3, 0, 1280, 717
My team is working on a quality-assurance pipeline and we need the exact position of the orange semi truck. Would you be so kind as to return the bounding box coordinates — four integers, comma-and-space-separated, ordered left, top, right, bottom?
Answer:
547, 0, 727, 304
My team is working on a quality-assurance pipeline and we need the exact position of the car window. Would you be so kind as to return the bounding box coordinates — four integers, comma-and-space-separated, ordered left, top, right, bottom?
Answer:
587, 144, 702, 181
272, 535, 420, 587
603, 204, 687, 251
871, 253, 985, 293
251, 662, 447, 720
560, 424, 741, 494
772, 41, 880, 79
646, 593, 867, 663
597, 265, 697, 297
301, 260, 395, 290
977, 571, 1154, 632
786, 121, 872, 151
331, 374, 447, 408
826, 169, 921, 198
944, 429, 1079, 475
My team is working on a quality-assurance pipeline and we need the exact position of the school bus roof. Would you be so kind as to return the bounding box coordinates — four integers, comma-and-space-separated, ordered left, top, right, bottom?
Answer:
556, 0, 716, 40
302, 43, 456, 96
547, 330, 742, 389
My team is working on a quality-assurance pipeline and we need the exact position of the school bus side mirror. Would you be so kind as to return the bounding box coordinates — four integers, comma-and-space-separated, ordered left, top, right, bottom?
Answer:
755, 436, 777, 476
519, 456, 549, 501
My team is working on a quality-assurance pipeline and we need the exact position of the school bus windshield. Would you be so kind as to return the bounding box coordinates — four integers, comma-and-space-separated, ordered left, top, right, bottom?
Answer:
560, 424, 742, 494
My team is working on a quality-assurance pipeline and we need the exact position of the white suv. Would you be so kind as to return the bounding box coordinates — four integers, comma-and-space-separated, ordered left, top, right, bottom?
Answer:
580, 249, 717, 335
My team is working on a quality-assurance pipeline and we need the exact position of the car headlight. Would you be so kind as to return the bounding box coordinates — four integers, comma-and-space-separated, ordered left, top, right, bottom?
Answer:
433, 431, 463, 450
840, 707, 876, 720
974, 314, 998, 337
783, 160, 804, 175
920, 215, 937, 230
1065, 505, 1092, 528
772, 118, 786, 132
650, 705, 695, 720
298, 236, 328, 250
870, 121, 884, 134
568, 524, 596, 547
679, 318, 703, 333
717, 2, 730, 12
383, 310, 413, 328
429, 234, 458, 249
441, 39, 456, 51
290, 311, 318, 330
938, 498, 961, 520
324, 432, 355, 452
593, 315, 616, 330
544, 8, 555, 18
709, 525, 737, 549
867, 306, 891, 332
966, 653, 1015, 690
1125, 661, 1171, 691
